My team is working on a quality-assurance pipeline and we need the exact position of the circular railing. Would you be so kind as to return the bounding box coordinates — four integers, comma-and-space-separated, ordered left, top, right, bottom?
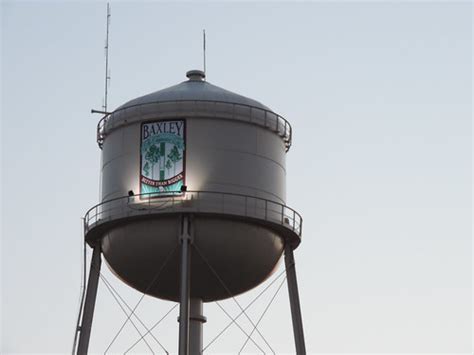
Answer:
84, 190, 302, 238
96, 100, 292, 151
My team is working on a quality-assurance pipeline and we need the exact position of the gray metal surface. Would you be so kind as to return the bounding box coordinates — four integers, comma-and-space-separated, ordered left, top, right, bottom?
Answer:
284, 243, 306, 354
189, 298, 205, 354
77, 245, 102, 355
96, 71, 293, 150
92, 71, 300, 302
88, 69, 302, 302
100, 117, 287, 203
85, 191, 302, 240
117, 71, 270, 112
83, 190, 301, 301
80, 69, 307, 352
97, 214, 285, 302
178, 215, 191, 355
98, 100, 292, 151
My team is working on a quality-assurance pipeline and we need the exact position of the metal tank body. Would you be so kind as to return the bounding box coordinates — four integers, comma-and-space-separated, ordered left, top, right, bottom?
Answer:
85, 70, 302, 302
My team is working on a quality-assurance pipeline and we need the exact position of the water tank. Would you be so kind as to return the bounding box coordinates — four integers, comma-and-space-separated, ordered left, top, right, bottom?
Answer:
84, 70, 302, 302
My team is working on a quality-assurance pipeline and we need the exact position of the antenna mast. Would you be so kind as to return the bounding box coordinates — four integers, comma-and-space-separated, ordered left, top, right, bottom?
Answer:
203, 29, 206, 77
103, 3, 111, 112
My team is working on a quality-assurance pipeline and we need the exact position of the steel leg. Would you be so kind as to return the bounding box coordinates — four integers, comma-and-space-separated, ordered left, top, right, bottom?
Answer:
178, 215, 192, 355
77, 244, 102, 355
284, 243, 306, 355
189, 298, 206, 354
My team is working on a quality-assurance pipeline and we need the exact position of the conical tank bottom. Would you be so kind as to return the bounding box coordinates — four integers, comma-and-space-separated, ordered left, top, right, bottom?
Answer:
101, 215, 284, 302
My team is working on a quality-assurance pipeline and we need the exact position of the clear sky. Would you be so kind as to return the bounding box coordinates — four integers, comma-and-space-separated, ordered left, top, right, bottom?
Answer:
1, 1, 472, 354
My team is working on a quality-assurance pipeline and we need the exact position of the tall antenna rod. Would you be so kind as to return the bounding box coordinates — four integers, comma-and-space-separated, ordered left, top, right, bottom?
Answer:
203, 29, 206, 78
103, 3, 111, 112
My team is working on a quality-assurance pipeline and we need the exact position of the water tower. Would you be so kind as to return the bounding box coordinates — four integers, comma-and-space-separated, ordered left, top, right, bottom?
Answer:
75, 70, 306, 354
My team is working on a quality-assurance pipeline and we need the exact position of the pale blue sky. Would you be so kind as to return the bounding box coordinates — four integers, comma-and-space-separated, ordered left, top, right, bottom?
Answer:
1, 1, 472, 354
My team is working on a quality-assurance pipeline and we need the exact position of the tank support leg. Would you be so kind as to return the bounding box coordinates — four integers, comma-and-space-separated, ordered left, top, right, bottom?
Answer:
189, 298, 206, 354
284, 243, 306, 355
77, 243, 102, 355
178, 215, 192, 355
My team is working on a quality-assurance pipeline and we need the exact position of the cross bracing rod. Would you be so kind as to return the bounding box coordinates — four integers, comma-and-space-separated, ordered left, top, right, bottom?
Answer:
99, 274, 155, 353
99, 274, 168, 353
192, 243, 275, 353
104, 245, 178, 353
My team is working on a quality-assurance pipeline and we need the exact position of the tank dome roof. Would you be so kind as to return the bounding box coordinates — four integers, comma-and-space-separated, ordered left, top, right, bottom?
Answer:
116, 70, 271, 111
99, 69, 292, 151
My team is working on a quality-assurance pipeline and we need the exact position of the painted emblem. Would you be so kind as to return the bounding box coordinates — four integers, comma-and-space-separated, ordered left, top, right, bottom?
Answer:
140, 119, 185, 195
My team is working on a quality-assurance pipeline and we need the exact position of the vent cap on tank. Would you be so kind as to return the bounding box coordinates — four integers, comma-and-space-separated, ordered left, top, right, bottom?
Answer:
186, 70, 205, 81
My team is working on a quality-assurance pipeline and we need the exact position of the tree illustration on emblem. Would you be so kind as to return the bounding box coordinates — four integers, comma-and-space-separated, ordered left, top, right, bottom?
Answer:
167, 145, 182, 176
165, 159, 172, 176
145, 144, 160, 179
143, 162, 150, 176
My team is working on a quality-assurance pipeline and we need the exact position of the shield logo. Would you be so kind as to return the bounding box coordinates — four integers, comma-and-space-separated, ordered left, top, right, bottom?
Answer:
140, 119, 186, 195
